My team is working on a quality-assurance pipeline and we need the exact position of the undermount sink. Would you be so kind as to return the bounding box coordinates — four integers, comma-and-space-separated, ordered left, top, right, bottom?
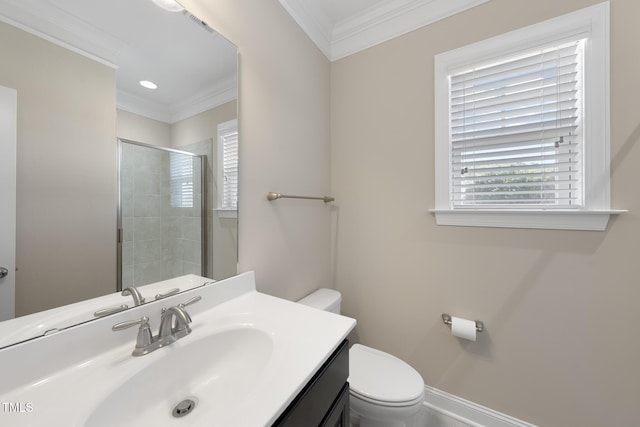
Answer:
85, 326, 275, 426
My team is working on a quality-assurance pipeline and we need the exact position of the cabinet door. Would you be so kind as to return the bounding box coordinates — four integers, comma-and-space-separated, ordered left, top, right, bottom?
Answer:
272, 340, 349, 426
320, 383, 349, 427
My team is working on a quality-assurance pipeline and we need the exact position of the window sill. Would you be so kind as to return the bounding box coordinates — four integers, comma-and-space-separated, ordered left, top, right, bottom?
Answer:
429, 209, 627, 231
216, 209, 237, 219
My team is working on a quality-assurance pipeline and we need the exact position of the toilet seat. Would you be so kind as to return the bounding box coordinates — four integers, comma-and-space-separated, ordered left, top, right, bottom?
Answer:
349, 344, 424, 407
350, 387, 423, 408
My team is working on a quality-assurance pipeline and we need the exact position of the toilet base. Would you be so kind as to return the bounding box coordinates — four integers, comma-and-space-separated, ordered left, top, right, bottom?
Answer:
349, 393, 423, 427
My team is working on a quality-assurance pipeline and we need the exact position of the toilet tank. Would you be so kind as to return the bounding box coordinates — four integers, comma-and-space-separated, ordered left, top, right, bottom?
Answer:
297, 288, 341, 314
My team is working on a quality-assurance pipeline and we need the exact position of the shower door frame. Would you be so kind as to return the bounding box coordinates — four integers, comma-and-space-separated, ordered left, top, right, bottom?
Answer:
116, 138, 207, 292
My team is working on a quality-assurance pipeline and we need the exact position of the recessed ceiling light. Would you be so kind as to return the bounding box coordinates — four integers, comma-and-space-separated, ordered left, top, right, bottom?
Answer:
150, 0, 184, 12
139, 80, 158, 90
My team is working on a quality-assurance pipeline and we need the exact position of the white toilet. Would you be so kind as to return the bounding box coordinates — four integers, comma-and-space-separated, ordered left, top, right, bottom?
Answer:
298, 289, 425, 427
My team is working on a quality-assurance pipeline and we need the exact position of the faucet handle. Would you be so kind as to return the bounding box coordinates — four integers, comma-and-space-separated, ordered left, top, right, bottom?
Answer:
112, 316, 149, 331
94, 304, 129, 318
162, 295, 201, 315
178, 295, 201, 309
155, 288, 180, 300
112, 316, 154, 356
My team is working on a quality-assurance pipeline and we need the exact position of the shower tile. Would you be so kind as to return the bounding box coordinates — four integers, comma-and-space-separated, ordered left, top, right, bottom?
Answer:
134, 239, 161, 264
134, 195, 161, 217
121, 193, 134, 218
181, 240, 201, 264
133, 145, 162, 173
162, 261, 183, 281
121, 265, 134, 288
120, 170, 133, 193
134, 217, 162, 241
122, 218, 133, 242
184, 217, 202, 241
133, 172, 161, 196
134, 261, 163, 287
122, 241, 133, 267
183, 262, 202, 276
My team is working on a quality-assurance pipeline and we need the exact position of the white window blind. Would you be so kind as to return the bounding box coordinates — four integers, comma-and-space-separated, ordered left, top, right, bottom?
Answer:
450, 39, 584, 209
169, 152, 194, 208
217, 120, 238, 211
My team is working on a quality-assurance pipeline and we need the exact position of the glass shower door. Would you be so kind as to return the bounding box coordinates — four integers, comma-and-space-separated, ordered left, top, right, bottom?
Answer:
117, 139, 205, 290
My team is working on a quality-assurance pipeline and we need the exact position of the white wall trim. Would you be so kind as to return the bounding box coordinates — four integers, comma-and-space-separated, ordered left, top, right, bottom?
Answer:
276, 0, 332, 59
429, 209, 626, 231
278, 0, 489, 61
423, 385, 538, 427
331, 0, 489, 61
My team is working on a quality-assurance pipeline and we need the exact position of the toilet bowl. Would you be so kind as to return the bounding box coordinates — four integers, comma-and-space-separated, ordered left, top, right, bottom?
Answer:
298, 289, 425, 427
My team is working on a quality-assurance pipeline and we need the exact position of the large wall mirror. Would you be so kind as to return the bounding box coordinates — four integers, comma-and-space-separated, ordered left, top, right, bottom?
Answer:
0, 0, 238, 347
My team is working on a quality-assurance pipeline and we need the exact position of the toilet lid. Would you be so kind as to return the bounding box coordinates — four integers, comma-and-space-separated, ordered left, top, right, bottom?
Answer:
349, 344, 424, 405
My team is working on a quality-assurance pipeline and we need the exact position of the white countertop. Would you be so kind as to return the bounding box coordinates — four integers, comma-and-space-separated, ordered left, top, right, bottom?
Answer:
0, 272, 356, 426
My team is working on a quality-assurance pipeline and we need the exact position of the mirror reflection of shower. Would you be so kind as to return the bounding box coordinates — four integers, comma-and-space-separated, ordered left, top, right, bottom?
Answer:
117, 139, 205, 290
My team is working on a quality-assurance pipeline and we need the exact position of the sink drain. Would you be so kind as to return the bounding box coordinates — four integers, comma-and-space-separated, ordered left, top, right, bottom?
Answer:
172, 398, 196, 418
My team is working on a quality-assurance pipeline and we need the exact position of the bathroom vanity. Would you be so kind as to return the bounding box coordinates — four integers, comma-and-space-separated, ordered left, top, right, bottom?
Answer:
0, 272, 356, 426
274, 339, 350, 426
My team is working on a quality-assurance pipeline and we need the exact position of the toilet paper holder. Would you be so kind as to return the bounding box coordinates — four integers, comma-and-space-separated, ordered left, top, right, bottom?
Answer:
442, 313, 484, 333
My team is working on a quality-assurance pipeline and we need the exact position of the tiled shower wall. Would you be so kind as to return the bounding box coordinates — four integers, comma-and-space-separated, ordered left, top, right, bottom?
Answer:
121, 142, 202, 287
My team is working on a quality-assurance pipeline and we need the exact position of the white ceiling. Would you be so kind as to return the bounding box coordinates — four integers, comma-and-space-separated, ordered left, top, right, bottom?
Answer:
0, 0, 237, 123
278, 0, 490, 61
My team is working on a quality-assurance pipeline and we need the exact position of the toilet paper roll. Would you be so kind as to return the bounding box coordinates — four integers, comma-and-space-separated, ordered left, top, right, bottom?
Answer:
451, 316, 476, 341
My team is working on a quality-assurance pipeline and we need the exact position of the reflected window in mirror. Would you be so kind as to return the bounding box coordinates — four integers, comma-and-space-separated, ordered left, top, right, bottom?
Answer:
217, 119, 238, 218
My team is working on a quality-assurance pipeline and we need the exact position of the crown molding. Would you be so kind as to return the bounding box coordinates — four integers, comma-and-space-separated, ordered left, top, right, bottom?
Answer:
0, 0, 121, 68
169, 76, 238, 123
279, 0, 490, 61
277, 0, 332, 57
117, 76, 237, 124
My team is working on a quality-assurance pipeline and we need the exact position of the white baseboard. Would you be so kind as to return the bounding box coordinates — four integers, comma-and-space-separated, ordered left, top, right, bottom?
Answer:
421, 385, 537, 427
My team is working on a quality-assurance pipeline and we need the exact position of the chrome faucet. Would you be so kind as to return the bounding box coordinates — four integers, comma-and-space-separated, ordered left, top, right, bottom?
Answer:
122, 287, 145, 306
112, 296, 200, 357
112, 316, 154, 357
158, 306, 192, 344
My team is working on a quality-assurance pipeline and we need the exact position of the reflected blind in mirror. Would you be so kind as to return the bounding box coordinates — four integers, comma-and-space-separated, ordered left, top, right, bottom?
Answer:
170, 152, 194, 208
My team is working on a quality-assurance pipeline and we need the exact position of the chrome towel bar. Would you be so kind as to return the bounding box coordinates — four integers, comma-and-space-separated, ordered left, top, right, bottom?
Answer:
267, 192, 335, 203
442, 313, 484, 332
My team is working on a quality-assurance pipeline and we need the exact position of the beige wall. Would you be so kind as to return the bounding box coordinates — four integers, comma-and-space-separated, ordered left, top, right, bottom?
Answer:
181, 0, 332, 299
171, 101, 238, 281
116, 110, 171, 147
331, 0, 640, 426
171, 100, 237, 148
0, 22, 117, 316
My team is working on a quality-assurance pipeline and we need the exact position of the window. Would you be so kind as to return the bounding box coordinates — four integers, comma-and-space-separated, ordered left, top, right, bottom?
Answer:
217, 119, 238, 216
450, 40, 584, 208
432, 2, 621, 230
170, 152, 194, 208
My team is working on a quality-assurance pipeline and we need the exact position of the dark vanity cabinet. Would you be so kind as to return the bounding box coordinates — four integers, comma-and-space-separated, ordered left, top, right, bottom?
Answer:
272, 339, 349, 427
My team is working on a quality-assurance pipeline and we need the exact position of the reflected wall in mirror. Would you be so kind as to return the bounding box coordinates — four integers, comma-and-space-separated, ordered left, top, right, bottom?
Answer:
0, 0, 238, 347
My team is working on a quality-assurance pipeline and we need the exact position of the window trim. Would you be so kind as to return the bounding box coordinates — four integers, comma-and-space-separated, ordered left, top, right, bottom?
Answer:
216, 118, 238, 218
431, 2, 624, 231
